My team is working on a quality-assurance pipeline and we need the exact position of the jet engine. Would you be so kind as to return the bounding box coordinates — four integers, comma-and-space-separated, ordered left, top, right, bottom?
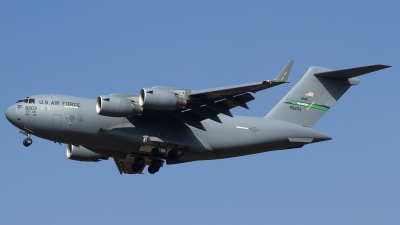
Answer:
66, 144, 108, 162
139, 88, 187, 110
96, 96, 143, 117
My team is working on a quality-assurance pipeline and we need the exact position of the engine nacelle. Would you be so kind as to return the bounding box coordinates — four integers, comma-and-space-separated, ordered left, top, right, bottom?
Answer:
139, 88, 187, 110
66, 144, 108, 162
96, 96, 143, 117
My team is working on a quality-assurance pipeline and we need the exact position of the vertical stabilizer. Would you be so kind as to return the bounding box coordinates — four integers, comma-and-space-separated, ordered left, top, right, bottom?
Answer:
264, 64, 390, 127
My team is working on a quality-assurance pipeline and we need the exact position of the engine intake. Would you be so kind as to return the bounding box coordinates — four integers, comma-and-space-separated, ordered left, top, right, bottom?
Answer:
139, 88, 187, 110
66, 144, 108, 162
96, 96, 143, 117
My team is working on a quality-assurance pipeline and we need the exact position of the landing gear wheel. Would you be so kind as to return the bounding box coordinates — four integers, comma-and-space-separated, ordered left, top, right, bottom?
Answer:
151, 146, 167, 156
168, 148, 184, 159
131, 157, 145, 172
23, 138, 32, 147
157, 146, 167, 155
131, 163, 142, 172
151, 159, 162, 168
148, 165, 160, 174
151, 148, 158, 156
148, 159, 162, 174
135, 157, 145, 166
174, 148, 184, 158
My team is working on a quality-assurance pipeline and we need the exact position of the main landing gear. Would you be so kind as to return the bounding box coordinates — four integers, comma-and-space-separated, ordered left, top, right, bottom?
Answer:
130, 157, 163, 174
131, 146, 185, 174
151, 146, 167, 157
148, 159, 162, 174
151, 145, 184, 160
168, 148, 184, 160
131, 157, 145, 172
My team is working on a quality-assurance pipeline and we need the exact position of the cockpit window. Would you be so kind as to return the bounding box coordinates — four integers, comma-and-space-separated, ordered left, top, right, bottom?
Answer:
21, 98, 35, 104
15, 100, 23, 103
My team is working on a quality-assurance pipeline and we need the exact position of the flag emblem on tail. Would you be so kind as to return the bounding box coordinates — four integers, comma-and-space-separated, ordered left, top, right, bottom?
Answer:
305, 91, 314, 97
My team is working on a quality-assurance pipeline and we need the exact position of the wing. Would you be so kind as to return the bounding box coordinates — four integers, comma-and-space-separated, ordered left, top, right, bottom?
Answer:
97, 61, 293, 131
169, 60, 293, 130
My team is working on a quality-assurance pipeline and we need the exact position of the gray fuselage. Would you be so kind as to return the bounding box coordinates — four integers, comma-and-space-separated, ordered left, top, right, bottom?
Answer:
6, 94, 331, 162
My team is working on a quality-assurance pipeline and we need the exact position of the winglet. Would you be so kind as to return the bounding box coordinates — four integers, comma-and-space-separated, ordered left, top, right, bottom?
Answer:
274, 60, 294, 82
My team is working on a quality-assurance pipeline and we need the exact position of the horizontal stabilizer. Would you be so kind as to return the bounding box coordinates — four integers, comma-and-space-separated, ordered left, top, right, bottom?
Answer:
315, 64, 390, 79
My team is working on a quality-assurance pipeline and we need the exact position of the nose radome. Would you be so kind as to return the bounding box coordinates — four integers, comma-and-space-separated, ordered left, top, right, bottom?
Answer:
5, 105, 14, 123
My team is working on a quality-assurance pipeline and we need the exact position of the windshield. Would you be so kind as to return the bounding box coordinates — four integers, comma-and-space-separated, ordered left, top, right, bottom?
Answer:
20, 98, 35, 104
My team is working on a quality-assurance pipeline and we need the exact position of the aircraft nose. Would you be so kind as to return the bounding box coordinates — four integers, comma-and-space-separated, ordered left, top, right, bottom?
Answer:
5, 105, 14, 123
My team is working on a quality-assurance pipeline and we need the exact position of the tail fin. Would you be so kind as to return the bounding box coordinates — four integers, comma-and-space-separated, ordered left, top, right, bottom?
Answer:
264, 64, 390, 127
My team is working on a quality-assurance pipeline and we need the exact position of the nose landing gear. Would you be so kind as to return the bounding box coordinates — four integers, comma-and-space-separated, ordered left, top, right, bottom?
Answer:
20, 130, 33, 147
23, 138, 33, 147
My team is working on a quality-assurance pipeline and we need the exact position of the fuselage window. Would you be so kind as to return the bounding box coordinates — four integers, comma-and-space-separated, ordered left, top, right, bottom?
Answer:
23, 99, 28, 103
29, 99, 35, 104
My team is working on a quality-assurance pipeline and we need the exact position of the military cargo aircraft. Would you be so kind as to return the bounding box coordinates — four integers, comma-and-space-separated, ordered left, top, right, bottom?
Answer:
5, 61, 390, 174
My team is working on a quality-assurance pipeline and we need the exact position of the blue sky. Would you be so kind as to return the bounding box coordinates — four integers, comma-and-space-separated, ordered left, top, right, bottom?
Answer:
1, 1, 399, 224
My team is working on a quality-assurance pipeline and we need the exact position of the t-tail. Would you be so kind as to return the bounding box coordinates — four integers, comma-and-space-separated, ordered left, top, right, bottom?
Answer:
264, 64, 390, 127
